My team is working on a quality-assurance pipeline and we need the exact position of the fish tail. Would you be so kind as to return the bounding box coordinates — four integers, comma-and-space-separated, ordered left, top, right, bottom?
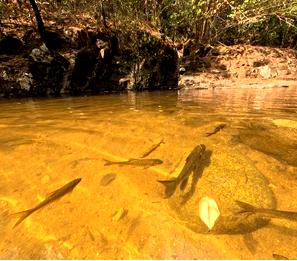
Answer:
10, 209, 35, 228
235, 200, 256, 213
157, 179, 178, 198
103, 159, 114, 166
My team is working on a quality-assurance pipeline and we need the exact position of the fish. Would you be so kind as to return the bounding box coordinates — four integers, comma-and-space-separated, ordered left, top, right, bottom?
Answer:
158, 144, 206, 198
235, 200, 297, 221
11, 178, 81, 228
140, 139, 165, 158
206, 123, 227, 137
103, 158, 163, 168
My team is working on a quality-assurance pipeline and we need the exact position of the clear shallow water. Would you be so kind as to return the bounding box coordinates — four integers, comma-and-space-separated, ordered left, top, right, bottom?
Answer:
0, 87, 297, 259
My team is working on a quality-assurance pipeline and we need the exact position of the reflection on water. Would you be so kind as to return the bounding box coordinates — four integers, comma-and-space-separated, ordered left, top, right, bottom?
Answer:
0, 87, 297, 259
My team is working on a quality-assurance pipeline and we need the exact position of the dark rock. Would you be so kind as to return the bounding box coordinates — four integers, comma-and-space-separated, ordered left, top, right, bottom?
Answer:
75, 30, 119, 54
0, 28, 179, 97
28, 45, 70, 96
70, 44, 116, 94
134, 43, 179, 90
70, 46, 100, 94
70, 30, 122, 94
0, 35, 23, 55
0, 55, 33, 98
43, 30, 70, 51
253, 59, 270, 67
76, 30, 98, 48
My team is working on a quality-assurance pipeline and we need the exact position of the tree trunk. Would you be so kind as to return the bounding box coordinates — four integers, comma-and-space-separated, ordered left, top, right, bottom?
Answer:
101, 0, 108, 29
28, 0, 50, 49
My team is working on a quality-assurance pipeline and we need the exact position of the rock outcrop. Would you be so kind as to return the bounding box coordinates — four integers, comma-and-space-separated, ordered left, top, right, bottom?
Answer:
0, 29, 179, 98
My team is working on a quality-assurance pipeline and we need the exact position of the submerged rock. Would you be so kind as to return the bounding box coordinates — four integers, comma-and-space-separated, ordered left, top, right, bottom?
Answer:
167, 144, 275, 234
235, 121, 297, 167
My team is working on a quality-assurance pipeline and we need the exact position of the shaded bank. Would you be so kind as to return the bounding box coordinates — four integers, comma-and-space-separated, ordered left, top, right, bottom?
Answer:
0, 28, 179, 98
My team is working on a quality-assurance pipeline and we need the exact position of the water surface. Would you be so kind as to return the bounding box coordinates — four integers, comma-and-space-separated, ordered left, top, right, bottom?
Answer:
0, 87, 297, 259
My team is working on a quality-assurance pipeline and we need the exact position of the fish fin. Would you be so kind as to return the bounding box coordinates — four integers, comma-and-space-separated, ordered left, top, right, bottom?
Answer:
10, 209, 35, 228
235, 200, 256, 212
179, 177, 189, 191
9, 209, 28, 218
46, 188, 61, 198
103, 159, 113, 166
157, 179, 178, 198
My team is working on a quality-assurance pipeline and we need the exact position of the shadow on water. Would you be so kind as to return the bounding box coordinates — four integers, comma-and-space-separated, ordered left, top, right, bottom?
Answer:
180, 149, 212, 205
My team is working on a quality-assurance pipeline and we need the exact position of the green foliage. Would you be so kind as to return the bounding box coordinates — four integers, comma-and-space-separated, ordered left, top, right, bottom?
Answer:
4, 0, 296, 48
101, 0, 296, 47
226, 0, 297, 47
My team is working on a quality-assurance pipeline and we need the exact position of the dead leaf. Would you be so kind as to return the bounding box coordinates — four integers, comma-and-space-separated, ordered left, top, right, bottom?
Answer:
198, 196, 220, 230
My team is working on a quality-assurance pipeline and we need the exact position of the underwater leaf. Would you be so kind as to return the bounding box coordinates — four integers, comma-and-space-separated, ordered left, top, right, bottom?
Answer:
198, 196, 220, 230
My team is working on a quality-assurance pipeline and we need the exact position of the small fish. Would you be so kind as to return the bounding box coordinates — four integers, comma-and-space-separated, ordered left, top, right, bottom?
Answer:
103, 158, 163, 168
140, 139, 165, 158
158, 144, 206, 198
273, 254, 289, 260
236, 200, 297, 221
100, 173, 117, 186
206, 123, 226, 137
11, 178, 81, 228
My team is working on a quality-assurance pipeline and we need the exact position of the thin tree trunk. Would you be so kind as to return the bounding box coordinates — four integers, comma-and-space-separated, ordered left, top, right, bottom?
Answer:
28, 0, 49, 48
101, 0, 108, 29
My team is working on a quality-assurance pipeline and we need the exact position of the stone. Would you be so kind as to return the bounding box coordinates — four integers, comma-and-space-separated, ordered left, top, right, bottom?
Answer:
0, 35, 23, 55
29, 46, 70, 96
259, 65, 271, 79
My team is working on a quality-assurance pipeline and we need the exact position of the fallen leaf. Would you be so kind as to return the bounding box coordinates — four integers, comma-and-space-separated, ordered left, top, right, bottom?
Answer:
198, 196, 220, 230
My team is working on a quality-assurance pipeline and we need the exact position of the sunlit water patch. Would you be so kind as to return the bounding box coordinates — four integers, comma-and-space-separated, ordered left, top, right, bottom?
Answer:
0, 87, 297, 259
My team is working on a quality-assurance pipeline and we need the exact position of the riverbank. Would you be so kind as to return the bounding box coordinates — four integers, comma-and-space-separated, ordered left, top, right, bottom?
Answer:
179, 44, 297, 89
1, 2, 297, 98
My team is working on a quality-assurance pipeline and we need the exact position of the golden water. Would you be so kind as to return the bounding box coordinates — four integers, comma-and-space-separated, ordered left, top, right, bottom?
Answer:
0, 87, 297, 259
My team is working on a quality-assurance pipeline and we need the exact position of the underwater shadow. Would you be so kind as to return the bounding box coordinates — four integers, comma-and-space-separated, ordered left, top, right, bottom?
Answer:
269, 222, 297, 238
180, 149, 212, 205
